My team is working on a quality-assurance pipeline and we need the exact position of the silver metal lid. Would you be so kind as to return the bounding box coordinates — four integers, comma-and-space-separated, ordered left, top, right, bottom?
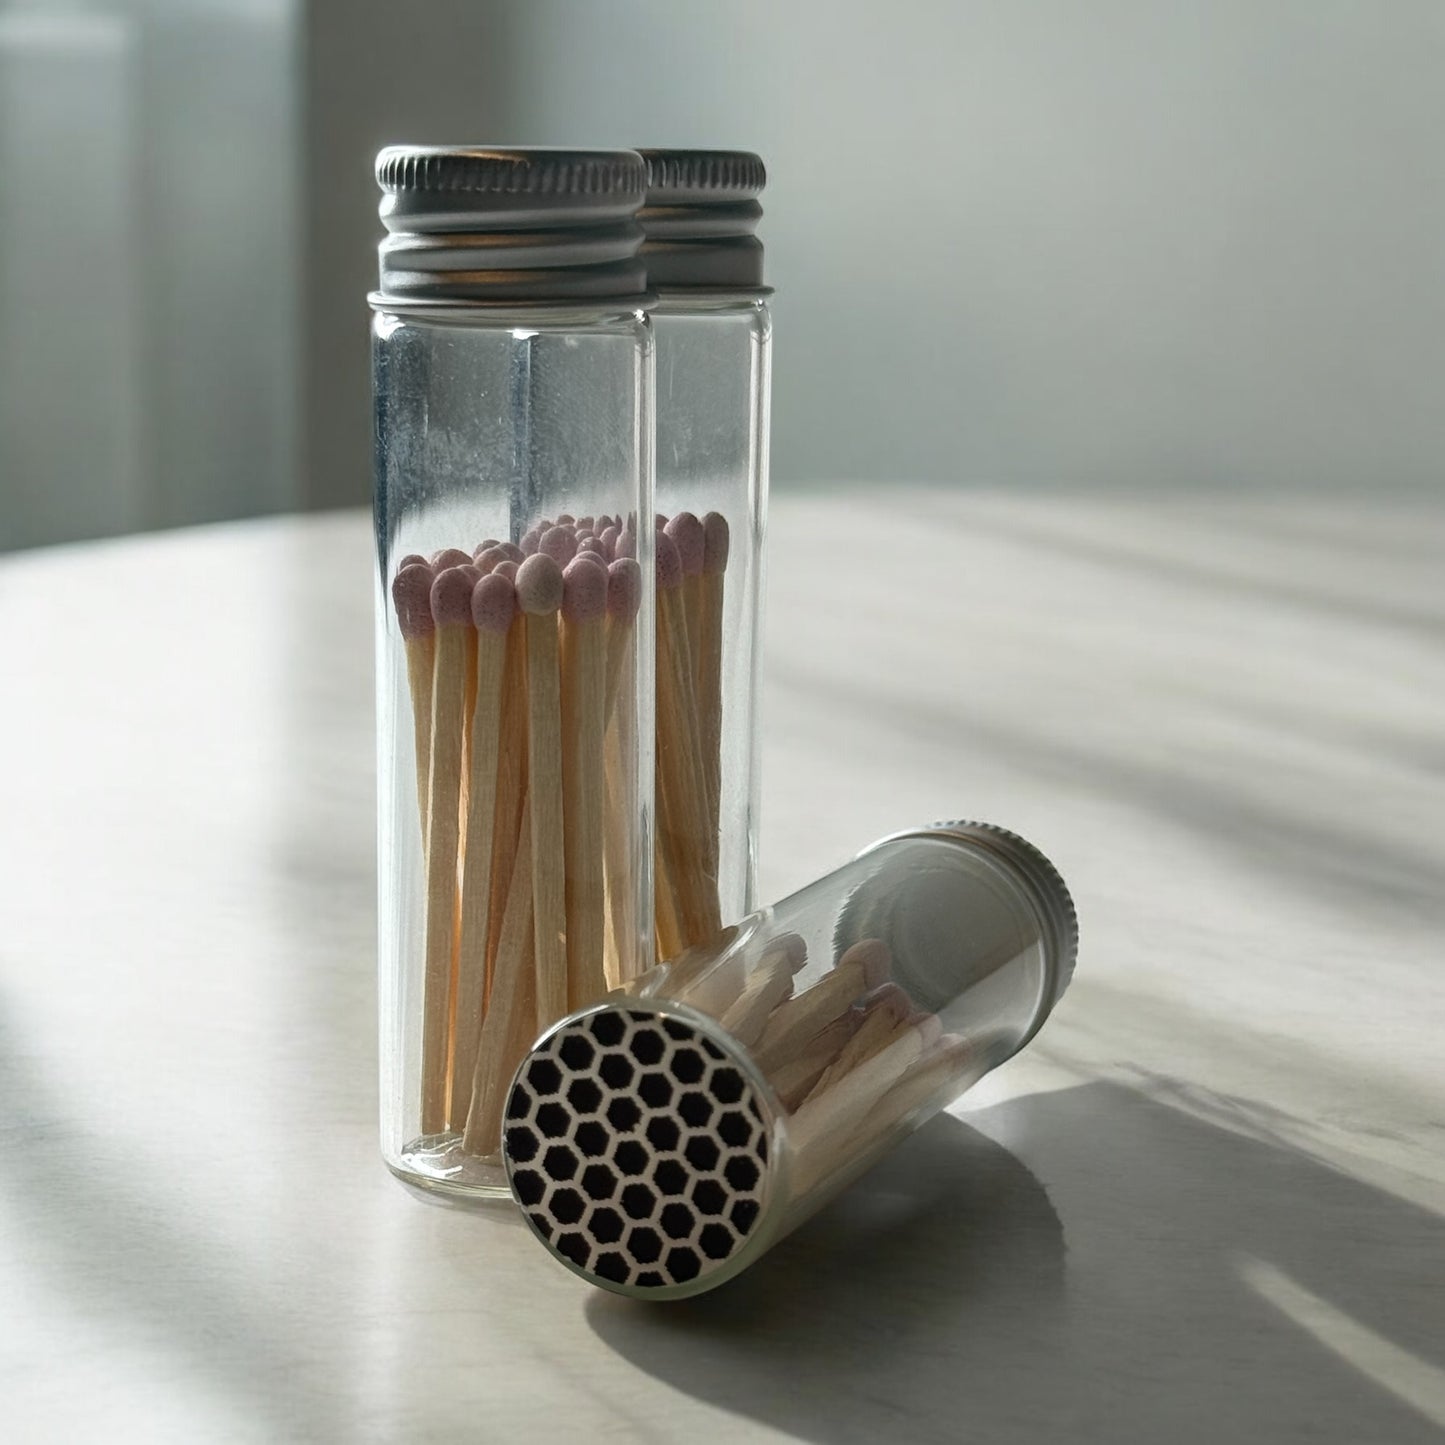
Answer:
373, 146, 650, 306
637, 149, 767, 292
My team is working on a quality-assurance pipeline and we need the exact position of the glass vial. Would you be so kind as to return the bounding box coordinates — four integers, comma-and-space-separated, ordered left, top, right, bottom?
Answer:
371, 147, 656, 1200
637, 150, 771, 954
502, 822, 1077, 1296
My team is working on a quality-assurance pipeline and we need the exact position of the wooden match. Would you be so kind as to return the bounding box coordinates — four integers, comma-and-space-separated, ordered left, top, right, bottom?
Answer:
448, 570, 515, 1130
391, 560, 435, 839
751, 937, 892, 1076
419, 562, 480, 1134
461, 798, 539, 1158
698, 511, 729, 870
654, 530, 718, 946
601, 557, 643, 985
560, 555, 609, 1011
516, 552, 568, 1029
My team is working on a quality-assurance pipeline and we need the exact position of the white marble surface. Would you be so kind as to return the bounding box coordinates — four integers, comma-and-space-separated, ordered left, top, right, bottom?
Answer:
1, 491, 1442, 1443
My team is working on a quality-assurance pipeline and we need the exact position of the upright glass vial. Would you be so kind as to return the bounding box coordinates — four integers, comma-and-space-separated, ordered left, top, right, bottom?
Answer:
637, 150, 771, 955
503, 822, 1077, 1296
371, 147, 656, 1199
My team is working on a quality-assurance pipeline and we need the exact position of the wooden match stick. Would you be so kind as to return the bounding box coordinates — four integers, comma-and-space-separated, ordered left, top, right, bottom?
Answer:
419, 562, 480, 1134
767, 1013, 861, 1110
751, 938, 892, 1075
483, 586, 528, 992
665, 512, 706, 695
796, 1027, 964, 1196
654, 532, 718, 945
391, 560, 435, 839
847, 1033, 974, 1155
698, 512, 729, 868
680, 929, 804, 1020
717, 941, 796, 1046
787, 1020, 927, 1170
448, 571, 515, 1130
804, 984, 914, 1100
560, 555, 609, 1011
516, 553, 568, 1029
600, 558, 642, 986
603, 558, 642, 725
461, 799, 538, 1157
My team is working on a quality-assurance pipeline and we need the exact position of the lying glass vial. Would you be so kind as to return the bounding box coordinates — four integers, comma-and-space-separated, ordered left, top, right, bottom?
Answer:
501, 820, 1077, 1297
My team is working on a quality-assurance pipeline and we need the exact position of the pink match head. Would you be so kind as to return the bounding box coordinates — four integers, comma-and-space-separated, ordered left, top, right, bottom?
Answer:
396, 552, 428, 571
574, 515, 594, 533
614, 526, 636, 560
539, 524, 578, 567
474, 545, 509, 575
431, 564, 482, 627
562, 555, 608, 623
655, 531, 682, 590
576, 534, 607, 560
515, 552, 564, 615
606, 557, 642, 620
471, 571, 516, 634
493, 559, 519, 582
665, 512, 705, 577
498, 541, 525, 564
391, 562, 436, 639
597, 525, 620, 558
430, 547, 472, 571
655, 513, 668, 530
703, 512, 730, 573
519, 526, 542, 557
474, 539, 500, 557
556, 513, 575, 526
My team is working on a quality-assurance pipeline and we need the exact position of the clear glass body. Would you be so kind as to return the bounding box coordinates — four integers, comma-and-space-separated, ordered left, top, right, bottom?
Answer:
373, 303, 655, 1199
504, 827, 1073, 1297
650, 295, 771, 955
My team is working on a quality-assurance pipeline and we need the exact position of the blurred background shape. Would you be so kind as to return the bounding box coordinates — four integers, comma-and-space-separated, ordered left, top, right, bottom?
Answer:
3, 0, 1442, 551
0, 0, 296, 551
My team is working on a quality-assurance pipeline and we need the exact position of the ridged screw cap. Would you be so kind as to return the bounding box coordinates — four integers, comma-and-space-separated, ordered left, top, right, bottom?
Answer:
636, 148, 767, 291
373, 146, 649, 306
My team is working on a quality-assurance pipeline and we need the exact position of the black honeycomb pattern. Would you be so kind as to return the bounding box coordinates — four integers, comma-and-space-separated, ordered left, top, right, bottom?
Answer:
503, 1006, 772, 1291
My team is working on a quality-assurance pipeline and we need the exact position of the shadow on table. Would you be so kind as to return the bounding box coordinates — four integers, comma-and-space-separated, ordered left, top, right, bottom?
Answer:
586, 1082, 1445, 1444
0, 1000, 358, 1445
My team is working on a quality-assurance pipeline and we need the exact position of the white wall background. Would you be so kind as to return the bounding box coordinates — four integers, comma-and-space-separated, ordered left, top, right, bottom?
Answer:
490, 0, 1445, 496
4, 1, 1442, 548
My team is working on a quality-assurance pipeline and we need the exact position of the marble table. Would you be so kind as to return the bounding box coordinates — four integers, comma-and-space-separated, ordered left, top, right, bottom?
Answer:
2, 491, 1442, 1443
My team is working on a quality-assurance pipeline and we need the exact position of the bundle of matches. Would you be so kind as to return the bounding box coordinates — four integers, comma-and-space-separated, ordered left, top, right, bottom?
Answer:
389, 531, 644, 1158
491, 508, 731, 963
655, 510, 730, 958
621, 932, 971, 1197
